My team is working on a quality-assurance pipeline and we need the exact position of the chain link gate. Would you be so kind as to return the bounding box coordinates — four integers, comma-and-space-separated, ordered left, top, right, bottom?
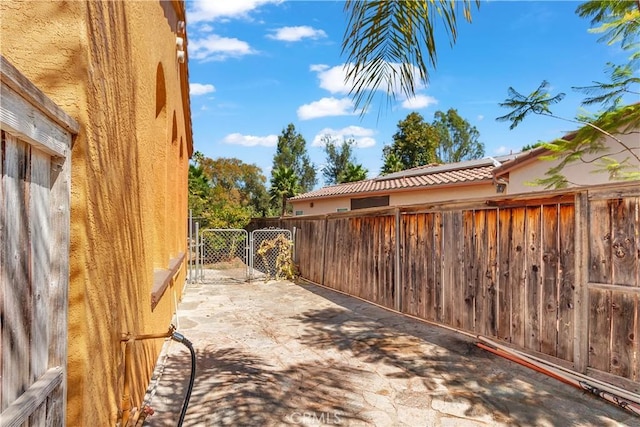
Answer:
196, 229, 249, 282
188, 227, 292, 283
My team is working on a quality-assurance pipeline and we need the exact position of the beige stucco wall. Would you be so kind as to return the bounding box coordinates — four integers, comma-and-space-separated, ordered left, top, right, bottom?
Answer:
390, 183, 497, 206
505, 133, 640, 194
1, 1, 191, 425
291, 182, 497, 216
292, 197, 351, 216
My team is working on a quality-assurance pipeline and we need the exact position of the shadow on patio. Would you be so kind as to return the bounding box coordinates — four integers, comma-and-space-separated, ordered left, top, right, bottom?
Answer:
146, 345, 369, 426
292, 282, 632, 426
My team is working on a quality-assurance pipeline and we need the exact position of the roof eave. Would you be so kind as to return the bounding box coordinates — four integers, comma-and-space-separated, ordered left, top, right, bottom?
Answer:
289, 178, 494, 203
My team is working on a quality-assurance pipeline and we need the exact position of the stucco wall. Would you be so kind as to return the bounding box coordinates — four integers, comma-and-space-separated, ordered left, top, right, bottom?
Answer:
291, 183, 497, 216
292, 197, 351, 216
1, 1, 191, 425
390, 183, 497, 206
505, 133, 640, 194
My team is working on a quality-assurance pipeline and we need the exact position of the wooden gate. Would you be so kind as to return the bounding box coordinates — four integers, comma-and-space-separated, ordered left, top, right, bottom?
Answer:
1, 56, 78, 426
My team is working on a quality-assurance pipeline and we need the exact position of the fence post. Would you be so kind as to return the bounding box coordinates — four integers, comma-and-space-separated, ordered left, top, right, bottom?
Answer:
573, 191, 589, 373
249, 231, 254, 280
195, 221, 201, 282
395, 208, 401, 312
188, 209, 192, 283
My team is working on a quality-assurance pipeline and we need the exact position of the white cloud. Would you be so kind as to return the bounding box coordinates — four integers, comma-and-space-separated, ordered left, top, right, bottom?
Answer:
312, 126, 377, 148
297, 97, 357, 120
190, 83, 216, 96
401, 94, 438, 109
188, 0, 283, 23
199, 24, 214, 33
310, 62, 426, 96
477, 115, 485, 121
309, 64, 329, 72
495, 146, 511, 155
267, 26, 327, 42
222, 133, 278, 147
310, 64, 351, 94
189, 34, 256, 62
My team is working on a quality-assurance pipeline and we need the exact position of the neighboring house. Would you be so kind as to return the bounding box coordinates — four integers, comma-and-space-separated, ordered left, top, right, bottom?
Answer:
290, 128, 639, 216
289, 154, 518, 216
1, 1, 192, 426
493, 130, 640, 194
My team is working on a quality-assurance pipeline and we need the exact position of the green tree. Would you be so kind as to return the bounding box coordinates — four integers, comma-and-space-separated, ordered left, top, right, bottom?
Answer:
521, 142, 545, 152
341, 163, 368, 183
269, 166, 300, 216
433, 108, 484, 163
322, 136, 369, 185
188, 153, 271, 228
199, 157, 271, 217
496, 1, 640, 188
342, 0, 478, 113
188, 162, 214, 227
381, 112, 438, 174
272, 124, 316, 193
380, 150, 404, 175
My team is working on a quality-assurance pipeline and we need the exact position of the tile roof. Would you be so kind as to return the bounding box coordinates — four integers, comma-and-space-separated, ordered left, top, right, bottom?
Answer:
290, 154, 519, 201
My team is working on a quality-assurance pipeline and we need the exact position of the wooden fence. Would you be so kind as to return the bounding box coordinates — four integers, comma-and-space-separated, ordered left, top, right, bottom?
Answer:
1, 56, 77, 425
249, 182, 640, 390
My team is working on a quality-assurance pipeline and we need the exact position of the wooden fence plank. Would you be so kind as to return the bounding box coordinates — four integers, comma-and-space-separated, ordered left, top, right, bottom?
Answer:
29, 149, 51, 426
400, 214, 412, 314
484, 209, 499, 337
434, 212, 443, 323
611, 198, 638, 286
416, 214, 428, 320
588, 288, 612, 372
510, 207, 527, 347
1, 135, 31, 411
589, 200, 612, 284
385, 215, 395, 309
525, 206, 542, 352
610, 292, 636, 379
540, 205, 558, 356
557, 204, 575, 362
498, 208, 512, 342
353, 218, 363, 300
472, 210, 485, 335
361, 218, 371, 302
462, 210, 475, 332
424, 213, 435, 322
442, 212, 455, 327
0, 367, 63, 427
453, 211, 465, 329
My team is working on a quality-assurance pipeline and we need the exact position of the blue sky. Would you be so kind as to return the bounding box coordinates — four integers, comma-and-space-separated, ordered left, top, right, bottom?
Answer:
185, 0, 634, 186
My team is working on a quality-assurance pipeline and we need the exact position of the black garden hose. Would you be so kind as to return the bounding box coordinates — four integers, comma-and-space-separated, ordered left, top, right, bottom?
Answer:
171, 332, 196, 427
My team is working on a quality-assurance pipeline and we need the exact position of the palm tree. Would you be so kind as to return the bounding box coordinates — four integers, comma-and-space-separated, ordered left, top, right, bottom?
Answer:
269, 166, 300, 216
339, 163, 368, 183
342, 0, 478, 113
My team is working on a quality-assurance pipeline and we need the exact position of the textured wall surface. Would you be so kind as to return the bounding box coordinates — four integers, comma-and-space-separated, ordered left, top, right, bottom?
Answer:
1, 1, 191, 424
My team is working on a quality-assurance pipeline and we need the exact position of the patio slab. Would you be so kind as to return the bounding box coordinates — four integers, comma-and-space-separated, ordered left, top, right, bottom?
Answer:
143, 275, 635, 426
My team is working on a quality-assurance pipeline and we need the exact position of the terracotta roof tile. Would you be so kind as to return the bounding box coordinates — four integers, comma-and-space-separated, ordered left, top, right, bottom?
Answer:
290, 159, 505, 202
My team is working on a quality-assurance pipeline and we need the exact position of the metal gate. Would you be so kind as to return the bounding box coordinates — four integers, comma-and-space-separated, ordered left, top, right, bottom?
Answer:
188, 227, 292, 283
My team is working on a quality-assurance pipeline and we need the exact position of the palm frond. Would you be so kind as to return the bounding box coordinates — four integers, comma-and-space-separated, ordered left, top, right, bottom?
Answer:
342, 0, 478, 114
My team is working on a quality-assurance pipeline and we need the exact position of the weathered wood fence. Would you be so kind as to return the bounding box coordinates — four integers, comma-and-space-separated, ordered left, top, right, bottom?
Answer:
1, 56, 77, 425
249, 182, 640, 390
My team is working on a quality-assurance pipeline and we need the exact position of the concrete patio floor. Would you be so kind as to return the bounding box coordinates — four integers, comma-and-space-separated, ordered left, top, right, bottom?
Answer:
143, 272, 636, 426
